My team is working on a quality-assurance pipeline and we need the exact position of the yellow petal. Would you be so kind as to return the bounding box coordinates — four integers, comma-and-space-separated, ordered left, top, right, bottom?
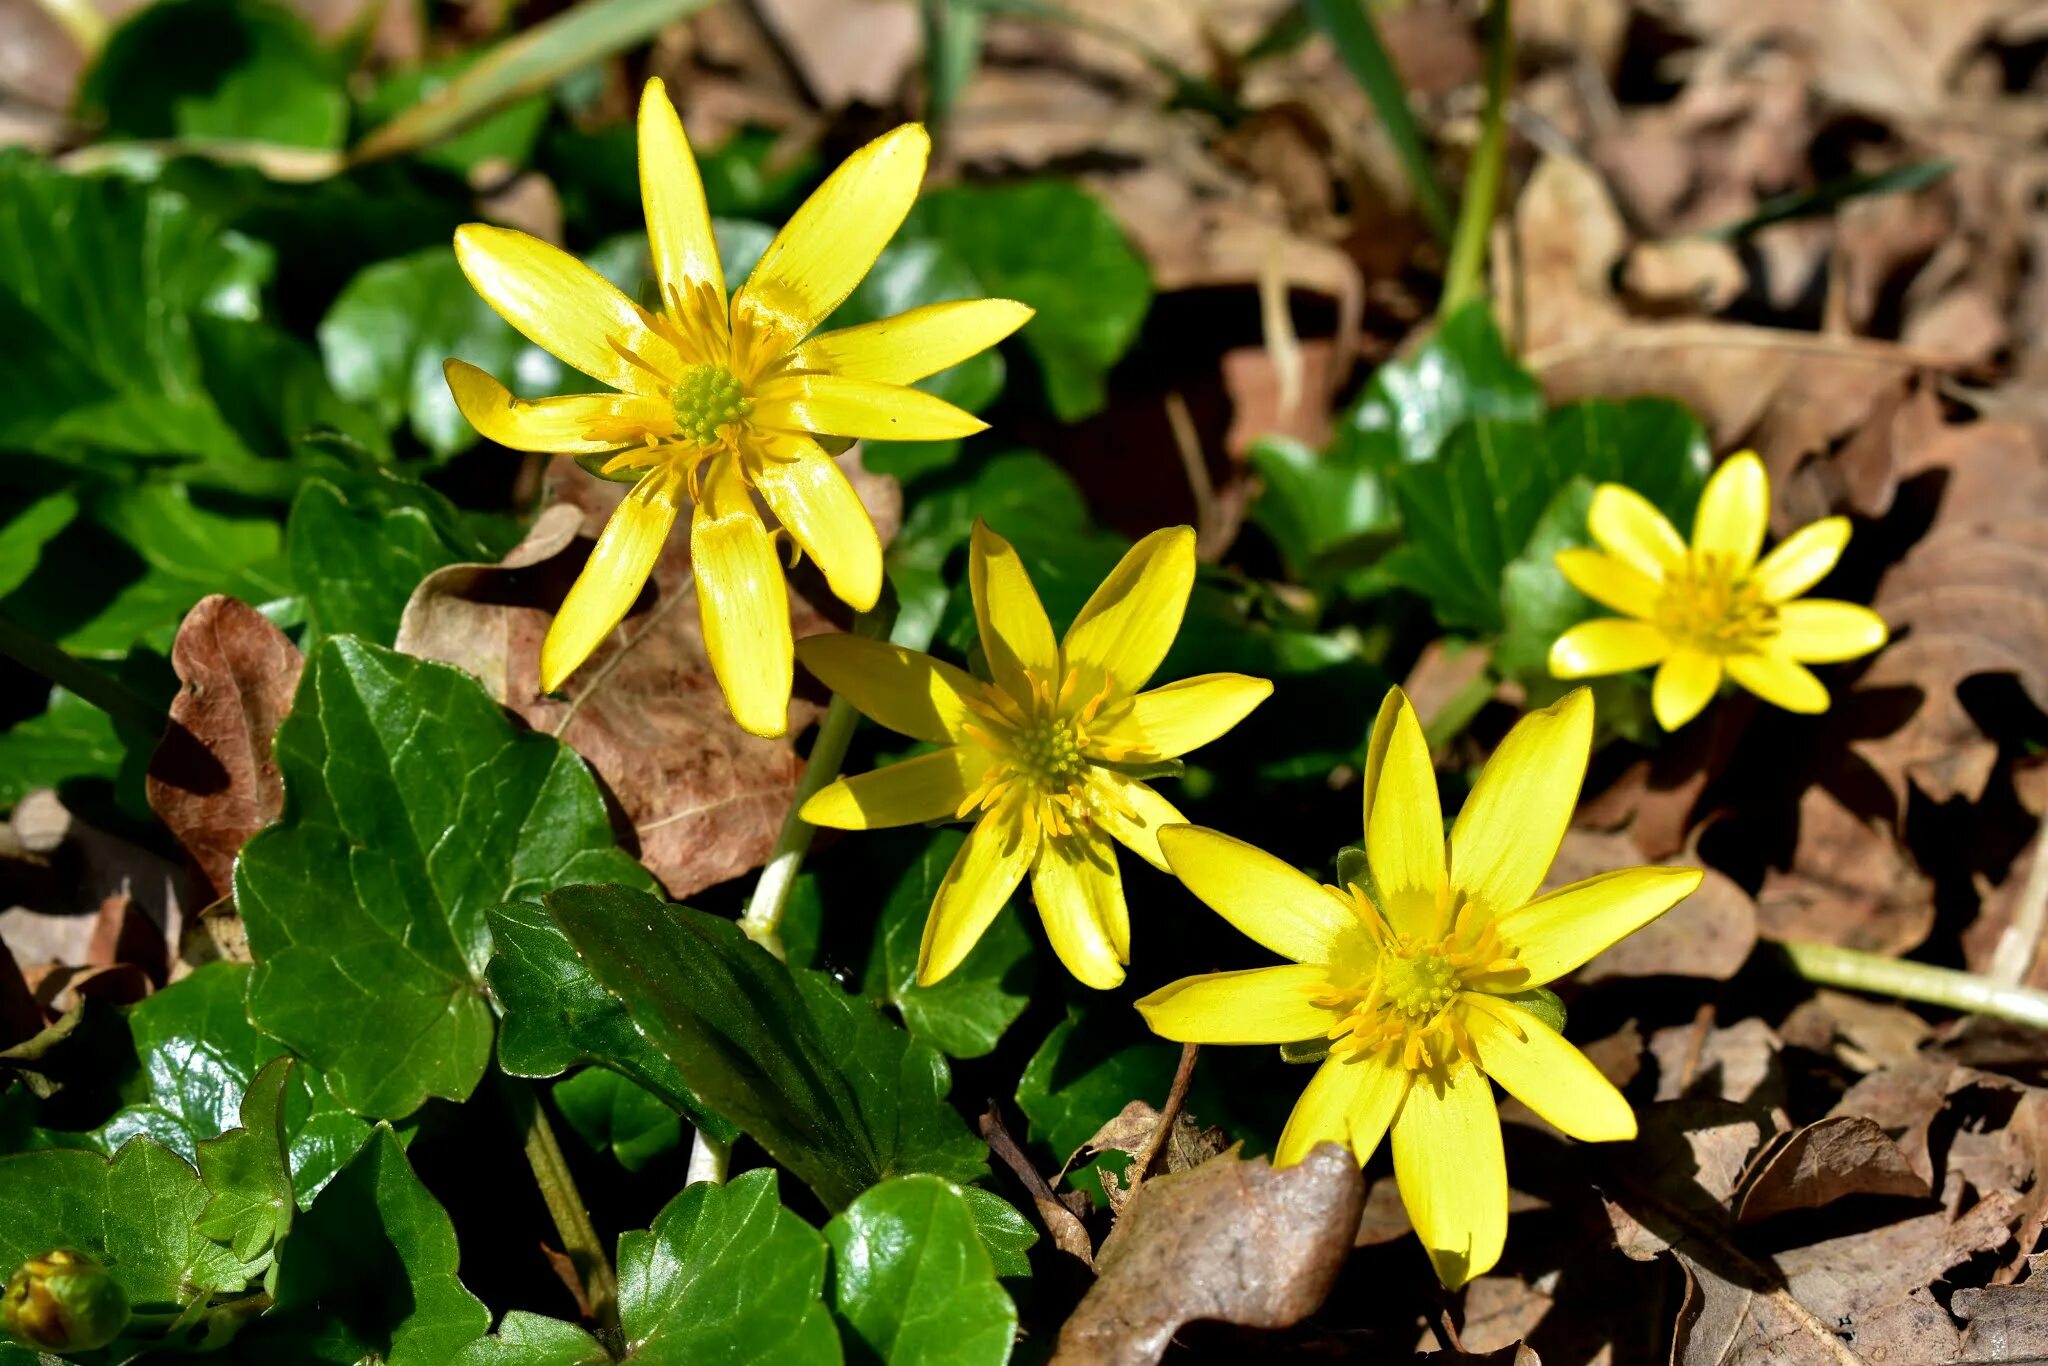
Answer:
754, 374, 987, 442
1089, 772, 1185, 870
1449, 688, 1592, 917
1391, 1055, 1507, 1288
1157, 825, 1367, 965
919, 812, 1037, 986
794, 634, 980, 745
1463, 995, 1636, 1142
540, 471, 678, 692
1491, 865, 1702, 985
1095, 674, 1271, 760
969, 521, 1058, 701
789, 298, 1034, 384
1726, 651, 1829, 713
453, 223, 680, 395
1587, 484, 1686, 580
1276, 1052, 1408, 1168
733, 124, 930, 351
800, 747, 980, 829
1362, 688, 1446, 939
1750, 516, 1849, 602
1555, 547, 1661, 619
638, 78, 724, 320
750, 437, 882, 612
1691, 451, 1768, 571
1651, 648, 1721, 730
1549, 619, 1670, 678
692, 456, 792, 738
1136, 964, 1338, 1043
1060, 526, 1196, 698
444, 360, 672, 454
1032, 832, 1128, 989
1772, 600, 1888, 663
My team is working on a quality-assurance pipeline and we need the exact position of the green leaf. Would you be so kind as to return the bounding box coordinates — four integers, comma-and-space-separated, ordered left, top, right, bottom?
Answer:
1334, 301, 1544, 471
1246, 434, 1397, 584
193, 1055, 295, 1275
0, 688, 122, 809
1016, 1010, 1184, 1206
360, 54, 552, 177
1495, 479, 1600, 678
958, 1187, 1036, 1279
487, 900, 737, 1144
0, 1140, 256, 1312
226, 1128, 490, 1365
450, 1311, 612, 1365
541, 883, 985, 1210
0, 490, 78, 600
902, 183, 1151, 421
551, 1069, 685, 1174
826, 1176, 1017, 1366
79, 0, 347, 149
317, 245, 572, 459
286, 478, 467, 645
616, 1168, 840, 1363
85, 963, 372, 1206
861, 829, 1033, 1059
236, 638, 649, 1120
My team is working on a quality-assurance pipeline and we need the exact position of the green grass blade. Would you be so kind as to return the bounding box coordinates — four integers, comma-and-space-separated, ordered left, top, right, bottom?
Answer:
1303, 0, 1453, 241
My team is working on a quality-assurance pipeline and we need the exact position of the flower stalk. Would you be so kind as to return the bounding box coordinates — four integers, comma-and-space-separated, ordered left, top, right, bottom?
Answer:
502, 1076, 619, 1342
1439, 0, 1513, 317
1772, 940, 2048, 1030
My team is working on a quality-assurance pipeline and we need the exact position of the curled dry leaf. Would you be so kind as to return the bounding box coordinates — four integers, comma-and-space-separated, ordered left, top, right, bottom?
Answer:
397, 459, 900, 900
145, 594, 304, 903
1049, 1143, 1363, 1366
1736, 1115, 1932, 1224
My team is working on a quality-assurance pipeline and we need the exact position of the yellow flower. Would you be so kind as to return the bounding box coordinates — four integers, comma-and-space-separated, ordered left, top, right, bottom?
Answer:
444, 78, 1032, 736
1136, 687, 1699, 1287
798, 522, 1272, 989
1547, 451, 1889, 730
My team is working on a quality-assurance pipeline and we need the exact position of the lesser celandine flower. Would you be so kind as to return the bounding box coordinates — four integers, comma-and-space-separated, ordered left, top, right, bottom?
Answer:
445, 78, 1031, 736
1137, 687, 1699, 1287
798, 522, 1271, 989
1547, 451, 1889, 731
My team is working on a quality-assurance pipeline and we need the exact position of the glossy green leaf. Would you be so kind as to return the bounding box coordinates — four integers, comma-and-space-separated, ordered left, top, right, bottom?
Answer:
0, 687, 122, 809
541, 883, 986, 1210
861, 829, 1033, 1059
551, 1069, 685, 1174
902, 183, 1151, 421
236, 638, 649, 1120
488, 899, 737, 1144
826, 1176, 1016, 1365
450, 1312, 612, 1365
192, 1055, 295, 1275
224, 1127, 490, 1365
1333, 301, 1544, 471
1495, 478, 1600, 678
317, 245, 572, 458
0, 490, 77, 600
79, 0, 347, 150
1246, 433, 1397, 584
958, 1187, 1036, 1280
286, 478, 467, 645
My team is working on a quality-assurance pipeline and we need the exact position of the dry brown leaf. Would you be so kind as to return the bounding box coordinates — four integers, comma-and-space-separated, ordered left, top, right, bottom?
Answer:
1755, 783, 1933, 954
1735, 1115, 1932, 1223
1954, 1280, 2048, 1361
145, 595, 304, 903
398, 459, 898, 900
1050, 1143, 1363, 1366
1502, 153, 1628, 357
1779, 989, 1932, 1073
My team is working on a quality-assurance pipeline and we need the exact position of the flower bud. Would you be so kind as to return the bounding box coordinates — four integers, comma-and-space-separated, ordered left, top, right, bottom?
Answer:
3, 1249, 130, 1352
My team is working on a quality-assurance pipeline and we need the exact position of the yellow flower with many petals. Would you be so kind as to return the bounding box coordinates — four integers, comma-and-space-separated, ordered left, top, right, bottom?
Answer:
799, 522, 1272, 989
444, 78, 1032, 736
1547, 451, 1889, 731
1137, 687, 1699, 1287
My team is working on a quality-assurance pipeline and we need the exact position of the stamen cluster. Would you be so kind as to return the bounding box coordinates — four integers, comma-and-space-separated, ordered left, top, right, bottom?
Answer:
957, 666, 1139, 840
1655, 552, 1778, 654
671, 362, 753, 446
1316, 890, 1527, 1072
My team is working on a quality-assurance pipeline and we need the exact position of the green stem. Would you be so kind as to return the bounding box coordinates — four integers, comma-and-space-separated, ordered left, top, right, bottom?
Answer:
1439, 0, 1512, 316
1772, 940, 2048, 1030
1302, 0, 1454, 242
739, 691, 862, 959
0, 614, 168, 736
502, 1077, 620, 1340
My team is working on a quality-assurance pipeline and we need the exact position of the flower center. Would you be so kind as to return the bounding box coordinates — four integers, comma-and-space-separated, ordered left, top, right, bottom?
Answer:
955, 666, 1137, 841
1315, 892, 1528, 1073
1655, 552, 1778, 655
671, 363, 752, 447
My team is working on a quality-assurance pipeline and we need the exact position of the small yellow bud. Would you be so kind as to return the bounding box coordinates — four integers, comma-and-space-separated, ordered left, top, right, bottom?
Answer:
4, 1249, 130, 1352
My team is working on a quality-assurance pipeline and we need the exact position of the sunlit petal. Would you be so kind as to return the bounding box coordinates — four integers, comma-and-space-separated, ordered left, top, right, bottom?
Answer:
1750, 517, 1849, 603
444, 360, 672, 454
789, 298, 1033, 384
753, 373, 988, 441
1491, 865, 1702, 985
1136, 964, 1338, 1043
453, 223, 681, 394
969, 521, 1058, 700
794, 635, 981, 745
1726, 651, 1829, 714
540, 470, 678, 693
1391, 1056, 1506, 1289
1772, 601, 1888, 663
1555, 547, 1661, 620
1362, 689, 1445, 939
1276, 1052, 1408, 1168
1463, 995, 1636, 1142
1587, 484, 1686, 580
1032, 831, 1128, 989
1060, 526, 1196, 698
801, 747, 981, 830
637, 78, 724, 318
1090, 772, 1184, 871
1549, 619, 1670, 678
1650, 648, 1721, 730
1094, 674, 1271, 760
1157, 825, 1368, 965
692, 455, 792, 738
1449, 688, 1592, 917
919, 812, 1037, 986
750, 436, 882, 612
1691, 451, 1768, 572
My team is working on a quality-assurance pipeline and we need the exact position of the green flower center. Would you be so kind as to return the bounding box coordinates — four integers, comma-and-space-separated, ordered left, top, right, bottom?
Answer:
1656, 552, 1778, 654
671, 364, 752, 446
1379, 949, 1460, 1019
1017, 717, 1086, 787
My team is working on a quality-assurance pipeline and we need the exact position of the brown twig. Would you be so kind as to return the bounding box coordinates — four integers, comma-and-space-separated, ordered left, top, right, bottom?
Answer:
1125, 1042, 1200, 1206
979, 1103, 1095, 1268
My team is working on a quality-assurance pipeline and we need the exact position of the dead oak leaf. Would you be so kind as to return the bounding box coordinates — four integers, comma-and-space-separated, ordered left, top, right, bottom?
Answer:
1050, 1143, 1363, 1366
1736, 1115, 1932, 1224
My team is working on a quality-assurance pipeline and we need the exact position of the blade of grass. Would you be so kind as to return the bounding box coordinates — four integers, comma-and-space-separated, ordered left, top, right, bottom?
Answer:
1438, 0, 1511, 315
921, 0, 986, 134
0, 615, 167, 737
1302, 0, 1453, 242
352, 0, 719, 164
963, 0, 1246, 124
1704, 160, 1955, 241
